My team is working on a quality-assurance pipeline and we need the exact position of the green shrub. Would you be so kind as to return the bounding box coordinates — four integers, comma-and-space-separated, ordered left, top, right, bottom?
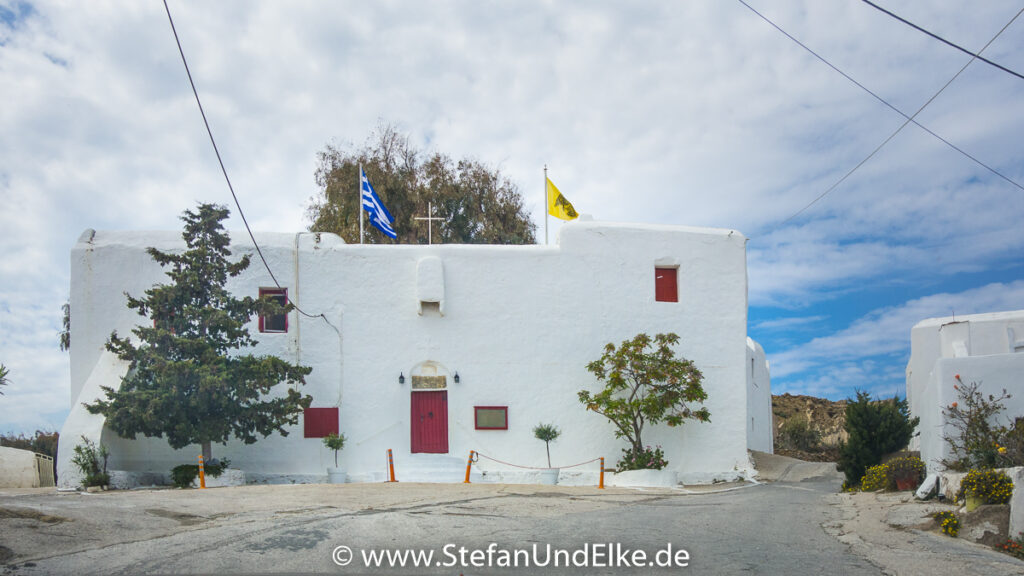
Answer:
70, 436, 109, 488
778, 417, 822, 451
837, 391, 919, 486
617, 445, 667, 471
860, 464, 889, 492
942, 377, 1010, 471
957, 469, 1013, 505
170, 458, 231, 489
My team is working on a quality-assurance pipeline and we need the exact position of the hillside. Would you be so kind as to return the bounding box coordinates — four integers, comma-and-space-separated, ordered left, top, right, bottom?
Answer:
772, 393, 847, 461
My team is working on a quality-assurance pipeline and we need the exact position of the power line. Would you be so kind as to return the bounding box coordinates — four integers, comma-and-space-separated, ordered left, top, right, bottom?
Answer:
735, 0, 1024, 229
161, 0, 336, 330
776, 5, 1024, 227
861, 0, 1024, 83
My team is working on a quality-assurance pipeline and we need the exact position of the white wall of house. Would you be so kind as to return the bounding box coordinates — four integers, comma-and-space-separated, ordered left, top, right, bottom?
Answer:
906, 311, 1024, 474
0, 446, 41, 488
60, 220, 770, 486
746, 338, 773, 454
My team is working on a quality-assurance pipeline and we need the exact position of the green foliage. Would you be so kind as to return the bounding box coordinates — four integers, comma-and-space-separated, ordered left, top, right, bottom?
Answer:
59, 300, 71, 352
533, 423, 561, 468
778, 416, 822, 451
307, 123, 536, 245
579, 333, 708, 467
322, 433, 346, 468
999, 532, 1024, 558
618, 445, 668, 471
837, 391, 919, 486
0, 430, 59, 459
957, 469, 1014, 505
170, 459, 231, 489
860, 464, 889, 492
934, 511, 960, 537
0, 363, 9, 395
71, 436, 109, 488
85, 204, 313, 460
942, 377, 1011, 471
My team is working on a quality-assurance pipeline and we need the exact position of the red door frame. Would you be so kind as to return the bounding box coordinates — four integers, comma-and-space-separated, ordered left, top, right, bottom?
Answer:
411, 390, 449, 453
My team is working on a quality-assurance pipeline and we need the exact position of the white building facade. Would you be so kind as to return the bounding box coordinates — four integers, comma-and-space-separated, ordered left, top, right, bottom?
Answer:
907, 310, 1024, 474
60, 220, 771, 487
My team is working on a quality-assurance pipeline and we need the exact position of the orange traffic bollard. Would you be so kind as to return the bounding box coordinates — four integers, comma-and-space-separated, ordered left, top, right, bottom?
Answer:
198, 454, 207, 489
464, 450, 476, 483
387, 449, 398, 482
598, 457, 605, 489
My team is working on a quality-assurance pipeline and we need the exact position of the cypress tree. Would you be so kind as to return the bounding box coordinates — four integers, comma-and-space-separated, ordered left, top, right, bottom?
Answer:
837, 390, 919, 486
87, 204, 313, 462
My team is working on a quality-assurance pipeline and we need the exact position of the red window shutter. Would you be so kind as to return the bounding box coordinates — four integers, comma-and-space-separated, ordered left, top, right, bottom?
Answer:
303, 407, 339, 438
655, 267, 678, 302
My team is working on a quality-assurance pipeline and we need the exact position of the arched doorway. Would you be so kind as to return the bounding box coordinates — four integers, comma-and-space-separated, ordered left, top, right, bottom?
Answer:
410, 361, 449, 453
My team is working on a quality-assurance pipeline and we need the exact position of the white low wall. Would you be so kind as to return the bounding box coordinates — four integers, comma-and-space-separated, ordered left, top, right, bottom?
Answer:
0, 446, 40, 488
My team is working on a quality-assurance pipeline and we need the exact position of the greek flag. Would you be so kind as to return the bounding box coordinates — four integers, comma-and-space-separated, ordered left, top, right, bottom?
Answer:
360, 168, 397, 239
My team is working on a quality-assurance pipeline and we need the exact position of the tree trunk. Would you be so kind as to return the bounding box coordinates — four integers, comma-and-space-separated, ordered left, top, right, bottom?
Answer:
202, 441, 212, 463
545, 442, 551, 468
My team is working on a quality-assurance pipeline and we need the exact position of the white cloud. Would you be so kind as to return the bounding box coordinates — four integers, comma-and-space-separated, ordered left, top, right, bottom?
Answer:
770, 281, 1024, 393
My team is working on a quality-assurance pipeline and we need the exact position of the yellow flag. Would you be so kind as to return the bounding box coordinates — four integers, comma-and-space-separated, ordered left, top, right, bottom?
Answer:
546, 178, 578, 221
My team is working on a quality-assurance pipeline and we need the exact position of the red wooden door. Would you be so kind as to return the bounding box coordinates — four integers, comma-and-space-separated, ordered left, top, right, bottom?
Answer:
411, 391, 448, 453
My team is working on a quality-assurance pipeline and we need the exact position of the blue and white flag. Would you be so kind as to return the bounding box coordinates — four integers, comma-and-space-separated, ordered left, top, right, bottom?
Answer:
360, 168, 397, 239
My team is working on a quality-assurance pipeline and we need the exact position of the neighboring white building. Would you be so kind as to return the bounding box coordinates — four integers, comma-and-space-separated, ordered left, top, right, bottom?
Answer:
907, 310, 1024, 474
59, 220, 771, 487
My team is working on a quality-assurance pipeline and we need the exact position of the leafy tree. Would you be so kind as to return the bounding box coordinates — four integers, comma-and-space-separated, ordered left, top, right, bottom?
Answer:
59, 300, 70, 351
579, 333, 709, 467
837, 391, 919, 486
0, 363, 8, 395
86, 204, 313, 462
306, 123, 537, 245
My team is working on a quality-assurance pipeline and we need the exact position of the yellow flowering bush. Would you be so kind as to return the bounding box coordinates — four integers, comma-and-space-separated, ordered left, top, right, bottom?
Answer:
860, 464, 889, 492
934, 511, 960, 537
957, 469, 1014, 505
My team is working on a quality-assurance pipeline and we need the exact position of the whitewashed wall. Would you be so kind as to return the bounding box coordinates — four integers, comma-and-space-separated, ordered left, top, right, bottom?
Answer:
62, 220, 761, 486
746, 338, 773, 454
906, 311, 1024, 474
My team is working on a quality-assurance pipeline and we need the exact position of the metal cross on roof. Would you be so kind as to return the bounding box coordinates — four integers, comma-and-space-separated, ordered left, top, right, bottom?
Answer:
414, 201, 445, 245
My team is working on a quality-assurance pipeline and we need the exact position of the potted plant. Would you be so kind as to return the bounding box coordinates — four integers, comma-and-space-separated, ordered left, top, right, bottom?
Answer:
957, 468, 1013, 511
886, 456, 925, 491
323, 432, 347, 484
533, 423, 561, 485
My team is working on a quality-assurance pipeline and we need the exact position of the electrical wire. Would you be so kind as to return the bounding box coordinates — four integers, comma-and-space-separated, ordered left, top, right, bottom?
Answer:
861, 0, 1024, 83
735, 0, 1024, 229
162, 0, 337, 331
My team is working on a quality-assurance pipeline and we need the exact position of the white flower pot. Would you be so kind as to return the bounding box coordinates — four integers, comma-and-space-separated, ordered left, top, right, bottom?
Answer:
538, 468, 560, 485
327, 467, 347, 484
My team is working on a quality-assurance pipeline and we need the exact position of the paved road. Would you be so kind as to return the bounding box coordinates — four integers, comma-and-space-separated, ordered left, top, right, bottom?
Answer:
0, 478, 1017, 575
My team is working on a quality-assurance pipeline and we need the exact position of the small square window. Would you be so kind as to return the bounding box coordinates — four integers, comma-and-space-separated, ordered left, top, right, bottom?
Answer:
655, 267, 678, 302
474, 406, 508, 430
259, 288, 288, 333
303, 407, 339, 438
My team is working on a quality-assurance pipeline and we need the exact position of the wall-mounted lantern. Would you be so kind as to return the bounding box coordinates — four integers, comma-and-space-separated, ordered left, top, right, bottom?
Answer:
399, 372, 405, 384
453, 372, 460, 384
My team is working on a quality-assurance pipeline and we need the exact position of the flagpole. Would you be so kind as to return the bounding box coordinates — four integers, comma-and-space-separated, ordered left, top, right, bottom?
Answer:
543, 165, 548, 245
358, 163, 364, 244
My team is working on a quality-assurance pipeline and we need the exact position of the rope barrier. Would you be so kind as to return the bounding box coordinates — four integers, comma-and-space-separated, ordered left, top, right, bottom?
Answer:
474, 452, 601, 471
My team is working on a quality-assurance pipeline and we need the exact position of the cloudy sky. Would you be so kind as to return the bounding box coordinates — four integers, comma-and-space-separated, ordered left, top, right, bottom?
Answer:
1, 1, 1022, 434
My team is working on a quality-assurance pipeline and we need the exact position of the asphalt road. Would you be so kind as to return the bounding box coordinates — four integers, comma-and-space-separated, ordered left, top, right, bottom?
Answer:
2, 478, 890, 575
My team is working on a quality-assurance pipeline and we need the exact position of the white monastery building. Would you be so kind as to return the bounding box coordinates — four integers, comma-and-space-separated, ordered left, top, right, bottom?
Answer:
59, 220, 772, 487
907, 310, 1024, 474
